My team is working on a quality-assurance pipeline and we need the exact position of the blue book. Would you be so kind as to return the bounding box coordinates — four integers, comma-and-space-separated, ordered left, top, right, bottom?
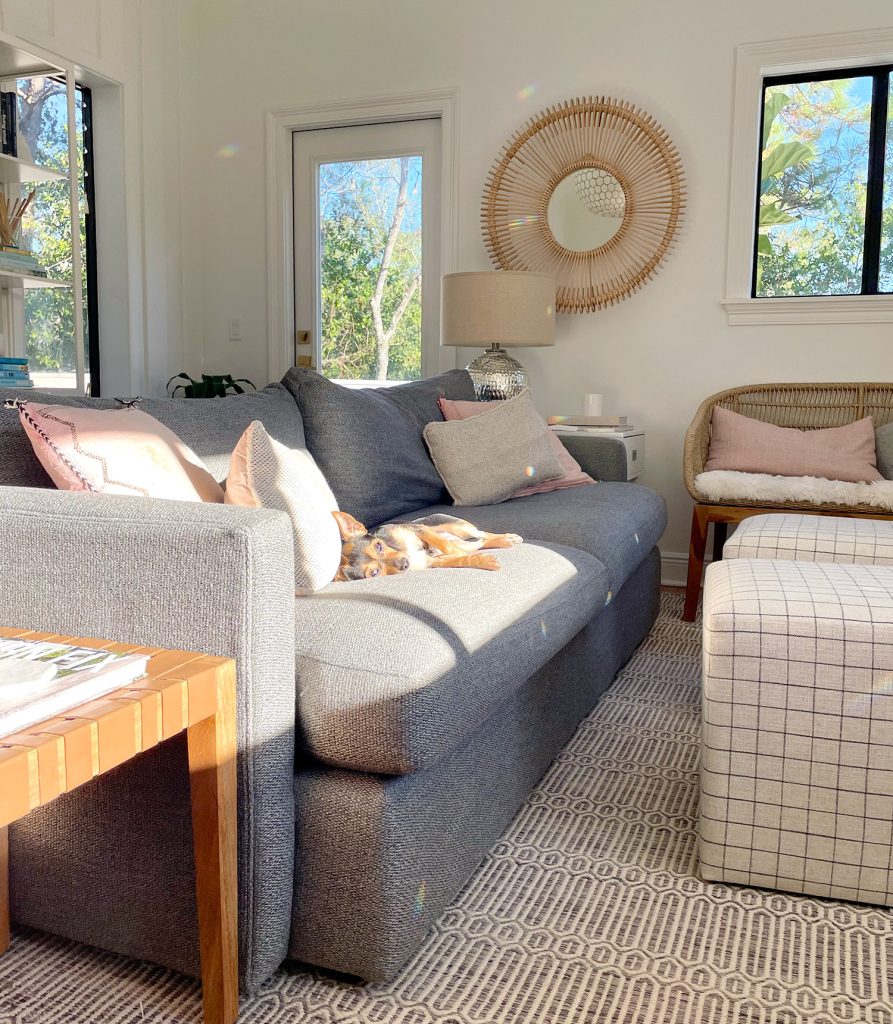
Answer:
0, 356, 27, 365
0, 370, 29, 379
0, 380, 33, 388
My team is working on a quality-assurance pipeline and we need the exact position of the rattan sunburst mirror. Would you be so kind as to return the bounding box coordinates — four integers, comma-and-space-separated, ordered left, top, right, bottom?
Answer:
482, 97, 685, 313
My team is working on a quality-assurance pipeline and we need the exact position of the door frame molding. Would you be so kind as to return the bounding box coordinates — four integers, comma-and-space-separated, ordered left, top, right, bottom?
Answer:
265, 88, 460, 382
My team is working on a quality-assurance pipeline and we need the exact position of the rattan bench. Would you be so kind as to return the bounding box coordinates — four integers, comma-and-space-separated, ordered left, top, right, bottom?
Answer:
681, 382, 893, 621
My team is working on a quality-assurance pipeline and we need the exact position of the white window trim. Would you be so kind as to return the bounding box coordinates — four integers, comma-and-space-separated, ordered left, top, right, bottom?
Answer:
723, 29, 893, 325
265, 89, 459, 382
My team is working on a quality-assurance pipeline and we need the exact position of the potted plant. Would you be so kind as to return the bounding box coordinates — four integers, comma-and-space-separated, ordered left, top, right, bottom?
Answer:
167, 373, 256, 398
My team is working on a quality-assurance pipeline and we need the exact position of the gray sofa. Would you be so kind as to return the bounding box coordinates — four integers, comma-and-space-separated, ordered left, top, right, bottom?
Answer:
0, 368, 666, 988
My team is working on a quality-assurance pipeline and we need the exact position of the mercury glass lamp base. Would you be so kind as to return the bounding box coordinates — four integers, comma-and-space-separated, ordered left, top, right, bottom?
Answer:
466, 347, 529, 401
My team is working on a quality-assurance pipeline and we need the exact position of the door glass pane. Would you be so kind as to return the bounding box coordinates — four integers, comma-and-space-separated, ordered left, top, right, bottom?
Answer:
15, 77, 87, 390
755, 76, 872, 296
880, 74, 893, 293
319, 155, 422, 382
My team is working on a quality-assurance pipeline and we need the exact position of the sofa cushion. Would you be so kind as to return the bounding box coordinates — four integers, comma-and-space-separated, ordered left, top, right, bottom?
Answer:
0, 383, 304, 488
281, 367, 476, 527
294, 541, 609, 775
401, 482, 666, 594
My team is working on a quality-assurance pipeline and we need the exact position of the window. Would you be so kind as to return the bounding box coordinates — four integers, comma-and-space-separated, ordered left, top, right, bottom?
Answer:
754, 66, 892, 298
17, 78, 98, 393
292, 118, 442, 387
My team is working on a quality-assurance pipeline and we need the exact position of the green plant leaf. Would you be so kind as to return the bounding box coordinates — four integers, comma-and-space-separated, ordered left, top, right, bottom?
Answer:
757, 233, 774, 255
760, 141, 814, 182
759, 201, 798, 227
762, 91, 790, 149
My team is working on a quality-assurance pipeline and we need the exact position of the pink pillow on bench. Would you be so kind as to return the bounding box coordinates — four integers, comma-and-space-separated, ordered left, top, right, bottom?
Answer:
16, 401, 224, 502
438, 397, 594, 496
705, 406, 882, 483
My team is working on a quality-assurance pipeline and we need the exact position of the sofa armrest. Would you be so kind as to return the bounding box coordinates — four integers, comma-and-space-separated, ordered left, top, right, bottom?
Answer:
0, 487, 296, 991
557, 432, 630, 482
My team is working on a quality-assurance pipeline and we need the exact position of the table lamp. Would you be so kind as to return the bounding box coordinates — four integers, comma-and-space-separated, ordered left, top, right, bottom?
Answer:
441, 271, 556, 400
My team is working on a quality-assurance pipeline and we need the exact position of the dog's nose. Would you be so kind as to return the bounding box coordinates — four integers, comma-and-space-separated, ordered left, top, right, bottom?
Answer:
398, 557, 410, 571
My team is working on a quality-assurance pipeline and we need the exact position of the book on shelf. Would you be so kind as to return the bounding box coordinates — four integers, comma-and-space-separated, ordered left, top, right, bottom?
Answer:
547, 415, 628, 427
1, 91, 17, 157
0, 637, 150, 738
0, 379, 33, 388
550, 423, 638, 434
0, 369, 29, 379
0, 355, 28, 366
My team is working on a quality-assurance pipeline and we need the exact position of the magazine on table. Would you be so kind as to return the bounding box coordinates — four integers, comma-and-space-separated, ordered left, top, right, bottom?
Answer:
0, 637, 150, 738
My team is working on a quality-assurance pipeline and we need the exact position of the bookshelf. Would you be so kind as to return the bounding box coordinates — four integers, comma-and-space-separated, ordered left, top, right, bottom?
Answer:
0, 31, 84, 394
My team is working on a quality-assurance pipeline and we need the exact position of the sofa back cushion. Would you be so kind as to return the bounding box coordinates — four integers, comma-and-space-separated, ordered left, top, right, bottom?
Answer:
282, 367, 476, 526
0, 382, 304, 488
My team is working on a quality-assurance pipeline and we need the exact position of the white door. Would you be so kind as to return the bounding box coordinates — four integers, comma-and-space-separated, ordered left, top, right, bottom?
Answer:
293, 118, 446, 386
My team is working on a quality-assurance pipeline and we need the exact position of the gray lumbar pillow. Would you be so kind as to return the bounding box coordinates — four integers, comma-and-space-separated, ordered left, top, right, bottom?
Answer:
423, 390, 564, 506
281, 367, 476, 526
225, 420, 341, 593
877, 422, 893, 478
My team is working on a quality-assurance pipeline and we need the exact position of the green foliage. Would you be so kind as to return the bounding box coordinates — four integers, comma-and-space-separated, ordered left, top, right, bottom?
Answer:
756, 79, 883, 296
167, 372, 256, 398
320, 158, 421, 381
17, 78, 86, 374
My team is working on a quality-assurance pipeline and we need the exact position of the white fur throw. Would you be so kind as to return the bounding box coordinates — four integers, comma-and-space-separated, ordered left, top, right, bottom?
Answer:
695, 470, 893, 511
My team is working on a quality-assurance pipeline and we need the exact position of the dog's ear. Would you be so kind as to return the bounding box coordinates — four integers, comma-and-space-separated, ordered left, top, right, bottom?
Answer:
332, 510, 367, 541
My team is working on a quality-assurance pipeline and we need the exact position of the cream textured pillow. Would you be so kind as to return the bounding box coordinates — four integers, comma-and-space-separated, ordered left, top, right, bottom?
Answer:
16, 401, 224, 502
437, 397, 594, 494
225, 420, 341, 593
705, 406, 882, 483
423, 391, 564, 506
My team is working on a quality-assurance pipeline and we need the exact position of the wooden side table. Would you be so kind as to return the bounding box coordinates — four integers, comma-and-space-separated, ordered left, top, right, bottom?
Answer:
0, 627, 239, 1024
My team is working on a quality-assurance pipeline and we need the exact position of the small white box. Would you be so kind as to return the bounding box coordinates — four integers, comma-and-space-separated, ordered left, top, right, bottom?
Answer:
619, 431, 645, 480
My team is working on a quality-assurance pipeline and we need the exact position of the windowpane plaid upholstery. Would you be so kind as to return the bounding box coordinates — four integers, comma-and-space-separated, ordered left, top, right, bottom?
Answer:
724, 512, 893, 565
700, 558, 893, 905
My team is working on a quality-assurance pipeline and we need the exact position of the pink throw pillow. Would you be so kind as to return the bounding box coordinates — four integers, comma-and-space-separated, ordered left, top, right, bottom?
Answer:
438, 397, 594, 496
17, 402, 224, 502
705, 406, 882, 483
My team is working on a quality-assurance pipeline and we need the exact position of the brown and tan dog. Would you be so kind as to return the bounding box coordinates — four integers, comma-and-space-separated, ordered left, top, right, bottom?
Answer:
333, 512, 523, 581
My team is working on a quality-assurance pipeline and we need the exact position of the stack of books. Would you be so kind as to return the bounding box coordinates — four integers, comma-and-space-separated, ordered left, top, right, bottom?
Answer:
0, 245, 48, 279
0, 354, 32, 388
547, 415, 638, 434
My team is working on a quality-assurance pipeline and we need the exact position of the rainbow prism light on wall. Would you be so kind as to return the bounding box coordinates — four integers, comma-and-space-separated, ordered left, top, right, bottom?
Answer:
441, 271, 556, 400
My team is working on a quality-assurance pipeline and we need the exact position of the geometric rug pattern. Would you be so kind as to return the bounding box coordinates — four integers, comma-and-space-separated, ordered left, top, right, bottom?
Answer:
2, 591, 892, 1023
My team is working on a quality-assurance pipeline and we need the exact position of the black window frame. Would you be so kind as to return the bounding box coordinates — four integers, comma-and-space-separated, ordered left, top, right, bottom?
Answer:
752, 63, 892, 299
80, 83, 100, 395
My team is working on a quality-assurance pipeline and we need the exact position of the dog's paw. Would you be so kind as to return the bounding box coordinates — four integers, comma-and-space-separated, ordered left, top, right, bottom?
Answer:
477, 555, 501, 571
503, 533, 523, 546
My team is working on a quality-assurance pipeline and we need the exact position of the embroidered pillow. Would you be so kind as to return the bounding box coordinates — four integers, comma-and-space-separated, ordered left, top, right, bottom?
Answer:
225, 420, 341, 593
705, 406, 882, 484
438, 397, 594, 495
423, 391, 564, 506
16, 401, 224, 502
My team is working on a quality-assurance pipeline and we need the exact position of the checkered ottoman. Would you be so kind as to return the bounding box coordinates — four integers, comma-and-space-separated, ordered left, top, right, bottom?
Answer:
723, 512, 893, 565
699, 557, 893, 904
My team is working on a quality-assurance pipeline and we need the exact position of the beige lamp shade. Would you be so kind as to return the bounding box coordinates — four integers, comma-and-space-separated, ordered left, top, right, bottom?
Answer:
441, 271, 556, 348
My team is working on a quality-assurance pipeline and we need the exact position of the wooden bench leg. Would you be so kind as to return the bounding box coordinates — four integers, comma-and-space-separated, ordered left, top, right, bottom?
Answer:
712, 521, 729, 563
683, 506, 710, 622
0, 826, 9, 955
188, 662, 239, 1024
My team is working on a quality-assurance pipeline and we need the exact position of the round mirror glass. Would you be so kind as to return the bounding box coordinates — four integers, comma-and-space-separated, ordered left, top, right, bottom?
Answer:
546, 168, 626, 251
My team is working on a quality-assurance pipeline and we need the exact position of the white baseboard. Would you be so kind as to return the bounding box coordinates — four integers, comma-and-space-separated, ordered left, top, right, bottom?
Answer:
660, 549, 711, 587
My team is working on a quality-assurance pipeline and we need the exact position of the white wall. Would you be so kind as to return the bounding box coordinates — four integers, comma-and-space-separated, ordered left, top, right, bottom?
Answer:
0, 0, 185, 398
177, 0, 893, 570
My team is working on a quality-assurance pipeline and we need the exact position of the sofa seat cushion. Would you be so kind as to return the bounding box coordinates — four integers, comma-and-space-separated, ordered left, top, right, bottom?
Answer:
294, 541, 609, 775
401, 483, 666, 593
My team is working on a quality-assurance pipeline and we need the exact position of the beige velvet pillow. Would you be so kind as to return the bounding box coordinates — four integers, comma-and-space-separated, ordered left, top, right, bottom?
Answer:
423, 390, 563, 506
705, 406, 882, 483
437, 397, 594, 494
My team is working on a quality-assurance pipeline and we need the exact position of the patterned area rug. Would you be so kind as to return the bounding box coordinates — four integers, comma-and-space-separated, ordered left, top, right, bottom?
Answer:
2, 592, 892, 1024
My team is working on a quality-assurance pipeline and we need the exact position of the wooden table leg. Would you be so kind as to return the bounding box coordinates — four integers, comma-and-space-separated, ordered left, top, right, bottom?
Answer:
712, 521, 729, 564
187, 662, 239, 1024
683, 505, 710, 622
0, 826, 9, 954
